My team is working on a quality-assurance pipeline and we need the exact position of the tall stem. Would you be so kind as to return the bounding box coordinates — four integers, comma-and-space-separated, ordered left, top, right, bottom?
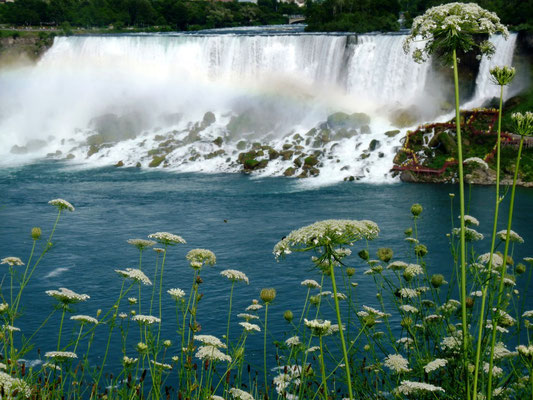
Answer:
328, 248, 353, 400
226, 281, 235, 349
57, 307, 66, 350
264, 302, 269, 396
487, 136, 524, 400
319, 335, 328, 400
157, 246, 167, 343
453, 48, 470, 400
472, 84, 504, 400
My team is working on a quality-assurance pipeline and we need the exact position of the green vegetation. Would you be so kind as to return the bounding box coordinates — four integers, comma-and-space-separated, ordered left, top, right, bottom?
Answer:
0, 0, 299, 31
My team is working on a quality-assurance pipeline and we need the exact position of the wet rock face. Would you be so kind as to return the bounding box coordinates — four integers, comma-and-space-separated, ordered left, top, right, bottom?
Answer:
10, 139, 47, 154
88, 112, 146, 144
327, 112, 371, 130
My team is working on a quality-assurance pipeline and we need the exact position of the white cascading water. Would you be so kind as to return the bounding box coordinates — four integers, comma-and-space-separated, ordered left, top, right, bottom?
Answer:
0, 30, 518, 184
463, 33, 518, 109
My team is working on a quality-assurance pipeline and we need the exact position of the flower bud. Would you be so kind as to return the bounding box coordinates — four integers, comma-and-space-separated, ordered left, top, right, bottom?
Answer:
414, 244, 428, 257
364, 344, 370, 351
490, 65, 516, 86
31, 227, 42, 240
283, 310, 293, 323
401, 317, 412, 328
260, 288, 276, 304
358, 249, 369, 260
430, 274, 445, 288
345, 267, 355, 277
309, 295, 320, 306
516, 263, 526, 274
377, 248, 393, 262
410, 203, 423, 217
465, 297, 475, 309
404, 227, 413, 236
136, 342, 148, 353
163, 340, 172, 348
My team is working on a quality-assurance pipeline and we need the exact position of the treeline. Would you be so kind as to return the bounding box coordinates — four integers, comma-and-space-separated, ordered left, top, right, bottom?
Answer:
305, 0, 533, 33
0, 0, 300, 31
400, 0, 533, 31
0, 0, 532, 33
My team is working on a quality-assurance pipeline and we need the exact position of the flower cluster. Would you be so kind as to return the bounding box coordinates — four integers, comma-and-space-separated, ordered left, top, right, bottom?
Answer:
167, 288, 185, 300
48, 198, 75, 212
132, 315, 161, 325
274, 219, 379, 258
1, 257, 24, 266
186, 249, 216, 269
148, 232, 186, 245
127, 239, 156, 250
195, 334, 226, 348
384, 354, 411, 373
490, 65, 516, 86
511, 112, 533, 137
45, 351, 78, 361
464, 157, 489, 170
70, 315, 98, 324
300, 279, 321, 289
403, 2, 508, 64
220, 269, 249, 284
304, 319, 331, 336
229, 388, 255, 400
395, 380, 445, 395
195, 346, 232, 363
496, 229, 524, 243
0, 371, 31, 398
46, 288, 90, 304
239, 322, 260, 332
115, 268, 152, 285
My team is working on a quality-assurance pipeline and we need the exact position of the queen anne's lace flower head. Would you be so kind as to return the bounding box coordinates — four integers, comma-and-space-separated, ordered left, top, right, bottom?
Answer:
403, 2, 508, 64
496, 229, 524, 244
424, 358, 448, 373
384, 354, 411, 373
132, 315, 161, 325
239, 322, 260, 332
395, 380, 445, 395
490, 65, 516, 86
127, 239, 156, 250
304, 319, 331, 336
167, 288, 185, 300
220, 269, 249, 284
1, 257, 24, 266
115, 268, 152, 285
195, 334, 226, 348
511, 111, 533, 137
45, 351, 78, 361
464, 157, 489, 170
285, 336, 301, 347
300, 279, 321, 289
229, 388, 255, 400
0, 371, 31, 398
148, 232, 186, 246
274, 219, 379, 259
123, 356, 138, 366
48, 198, 75, 212
452, 227, 484, 241
70, 315, 98, 324
46, 288, 89, 304
195, 345, 231, 362
186, 249, 216, 269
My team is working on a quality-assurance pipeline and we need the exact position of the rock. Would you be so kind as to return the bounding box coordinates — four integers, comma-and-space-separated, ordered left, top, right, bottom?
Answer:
360, 125, 371, 134
87, 145, 100, 157
294, 157, 303, 168
268, 148, 279, 160
205, 149, 225, 159
305, 128, 317, 137
293, 134, 304, 143
89, 112, 145, 143
438, 132, 457, 155
213, 137, 224, 147
284, 167, 296, 177
390, 108, 419, 128
308, 167, 320, 176
11, 139, 48, 154
360, 153, 370, 160
385, 129, 401, 137
280, 150, 294, 160
282, 143, 293, 150
65, 153, 75, 160
237, 140, 248, 150
303, 155, 319, 167
136, 162, 141, 168
154, 135, 166, 141
115, 160, 124, 167
378, 152, 385, 158
327, 112, 371, 130
10, 145, 28, 154
149, 155, 165, 167
333, 128, 358, 140
202, 111, 216, 127
297, 170, 308, 178
369, 139, 381, 151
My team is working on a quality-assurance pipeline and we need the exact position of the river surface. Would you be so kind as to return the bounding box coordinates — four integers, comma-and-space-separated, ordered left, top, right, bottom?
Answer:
1, 162, 532, 374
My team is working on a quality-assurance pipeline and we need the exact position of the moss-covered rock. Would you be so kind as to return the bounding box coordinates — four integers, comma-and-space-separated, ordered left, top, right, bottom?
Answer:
390, 108, 419, 128
369, 139, 381, 151
284, 167, 296, 177
205, 149, 225, 159
236, 140, 248, 150
202, 111, 216, 127
280, 150, 294, 160
304, 155, 319, 167
115, 160, 124, 167
327, 112, 371, 130
149, 155, 165, 168
213, 136, 224, 147
385, 129, 401, 137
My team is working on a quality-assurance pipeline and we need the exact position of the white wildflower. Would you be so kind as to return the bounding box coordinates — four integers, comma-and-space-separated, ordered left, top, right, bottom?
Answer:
300, 279, 321, 289
239, 322, 260, 332
132, 315, 161, 325
123, 356, 138, 366
48, 198, 75, 212
167, 288, 185, 300
195, 334, 226, 348
237, 313, 259, 320
186, 248, 215, 268
148, 232, 186, 245
46, 287, 89, 303
127, 239, 156, 249
496, 229, 524, 243
229, 388, 255, 400
70, 315, 98, 325
395, 380, 445, 395
424, 358, 448, 373
274, 219, 379, 258
398, 288, 418, 299
220, 269, 249, 284
464, 157, 489, 169
304, 319, 331, 336
384, 354, 411, 373
285, 336, 301, 347
115, 268, 152, 285
387, 261, 408, 271
452, 227, 484, 241
195, 346, 231, 363
45, 351, 78, 360
399, 305, 418, 313
0, 257, 24, 266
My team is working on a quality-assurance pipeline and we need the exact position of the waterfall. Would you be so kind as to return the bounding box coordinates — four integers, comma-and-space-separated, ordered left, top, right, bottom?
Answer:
0, 30, 519, 184
463, 33, 518, 108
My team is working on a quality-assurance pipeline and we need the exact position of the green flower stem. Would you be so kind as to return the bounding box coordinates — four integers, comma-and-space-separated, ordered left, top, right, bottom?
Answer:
150, 251, 160, 315
226, 280, 235, 349
72, 324, 84, 354
298, 288, 311, 327
328, 248, 353, 400
453, 48, 470, 400
156, 246, 168, 343
138, 249, 143, 314
57, 306, 67, 350
264, 302, 269, 395
487, 135, 524, 400
319, 335, 328, 400
472, 84, 504, 400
